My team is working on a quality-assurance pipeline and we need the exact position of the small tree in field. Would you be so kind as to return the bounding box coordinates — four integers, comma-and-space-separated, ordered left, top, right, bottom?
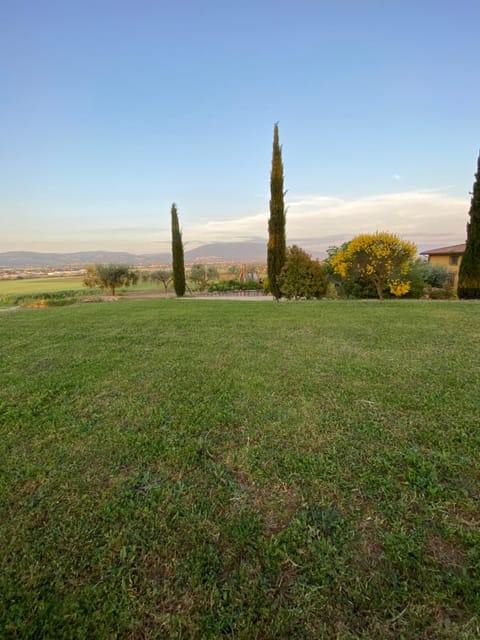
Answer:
330, 232, 416, 299
151, 269, 173, 290
84, 264, 138, 296
207, 265, 219, 281
458, 151, 480, 298
189, 264, 219, 290
279, 245, 327, 299
227, 264, 241, 277
171, 203, 186, 297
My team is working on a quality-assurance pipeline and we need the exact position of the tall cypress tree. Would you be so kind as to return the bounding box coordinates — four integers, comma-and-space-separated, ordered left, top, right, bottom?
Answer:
458, 151, 480, 299
267, 122, 286, 299
171, 203, 186, 297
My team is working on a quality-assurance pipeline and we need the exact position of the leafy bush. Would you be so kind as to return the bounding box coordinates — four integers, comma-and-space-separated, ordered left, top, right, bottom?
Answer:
1, 289, 97, 307
44, 298, 78, 307
402, 260, 430, 298
190, 264, 219, 291
428, 283, 456, 299
263, 276, 270, 295
324, 281, 338, 299
241, 278, 262, 291
279, 245, 327, 300
402, 260, 453, 298
207, 278, 262, 293
207, 281, 233, 293
422, 262, 451, 288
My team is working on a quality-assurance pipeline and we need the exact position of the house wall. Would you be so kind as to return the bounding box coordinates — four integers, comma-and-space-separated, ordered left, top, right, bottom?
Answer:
428, 254, 463, 289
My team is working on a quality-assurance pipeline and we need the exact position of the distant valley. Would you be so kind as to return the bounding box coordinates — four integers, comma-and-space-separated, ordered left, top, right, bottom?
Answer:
0, 243, 268, 268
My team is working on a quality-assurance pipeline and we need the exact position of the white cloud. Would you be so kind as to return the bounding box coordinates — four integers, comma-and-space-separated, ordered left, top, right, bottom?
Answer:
156, 190, 468, 255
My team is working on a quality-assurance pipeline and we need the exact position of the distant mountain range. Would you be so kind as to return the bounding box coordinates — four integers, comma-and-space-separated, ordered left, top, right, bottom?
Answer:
0, 243, 268, 268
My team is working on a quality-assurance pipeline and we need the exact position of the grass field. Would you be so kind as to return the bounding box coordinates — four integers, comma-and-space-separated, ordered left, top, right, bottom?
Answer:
0, 276, 169, 297
0, 276, 87, 296
1, 300, 479, 638
0, 276, 168, 306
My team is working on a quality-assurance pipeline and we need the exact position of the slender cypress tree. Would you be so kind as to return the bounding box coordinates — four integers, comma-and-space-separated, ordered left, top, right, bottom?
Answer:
458, 151, 480, 298
267, 122, 286, 299
171, 203, 186, 297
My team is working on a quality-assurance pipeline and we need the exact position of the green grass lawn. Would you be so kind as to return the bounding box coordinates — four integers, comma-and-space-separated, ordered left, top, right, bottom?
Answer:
1, 300, 479, 639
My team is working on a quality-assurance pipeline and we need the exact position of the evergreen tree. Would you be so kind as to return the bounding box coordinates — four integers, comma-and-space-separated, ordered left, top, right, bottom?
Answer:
267, 123, 286, 299
458, 151, 480, 299
171, 203, 186, 297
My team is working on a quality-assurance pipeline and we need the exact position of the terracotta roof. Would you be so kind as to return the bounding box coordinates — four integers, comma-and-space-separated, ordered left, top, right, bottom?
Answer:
420, 243, 466, 256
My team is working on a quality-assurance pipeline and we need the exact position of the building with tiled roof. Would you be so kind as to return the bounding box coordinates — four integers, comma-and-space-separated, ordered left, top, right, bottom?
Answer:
420, 243, 466, 289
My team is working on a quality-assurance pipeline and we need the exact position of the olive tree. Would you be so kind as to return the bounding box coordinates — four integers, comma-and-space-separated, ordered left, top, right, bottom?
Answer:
190, 264, 219, 290
151, 269, 173, 290
84, 264, 138, 296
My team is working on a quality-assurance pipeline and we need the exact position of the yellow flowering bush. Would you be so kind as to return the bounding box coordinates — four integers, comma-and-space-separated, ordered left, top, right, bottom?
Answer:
388, 280, 411, 297
330, 232, 416, 299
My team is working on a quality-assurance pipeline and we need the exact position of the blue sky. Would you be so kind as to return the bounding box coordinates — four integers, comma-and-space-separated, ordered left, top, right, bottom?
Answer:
1, 0, 479, 255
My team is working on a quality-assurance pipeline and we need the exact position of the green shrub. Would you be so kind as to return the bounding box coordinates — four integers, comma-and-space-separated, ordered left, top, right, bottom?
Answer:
324, 281, 338, 299
44, 298, 78, 307
428, 284, 456, 300
4, 289, 100, 307
263, 276, 270, 295
207, 279, 262, 293
279, 245, 327, 300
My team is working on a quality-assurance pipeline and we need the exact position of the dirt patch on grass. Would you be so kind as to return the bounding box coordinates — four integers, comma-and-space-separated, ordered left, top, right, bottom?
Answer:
227, 465, 301, 536
0, 305, 20, 312
259, 484, 301, 536
425, 533, 468, 569
120, 291, 175, 300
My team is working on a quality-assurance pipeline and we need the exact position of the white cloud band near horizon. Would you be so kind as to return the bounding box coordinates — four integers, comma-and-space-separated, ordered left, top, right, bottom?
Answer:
3, 189, 469, 255
162, 190, 469, 254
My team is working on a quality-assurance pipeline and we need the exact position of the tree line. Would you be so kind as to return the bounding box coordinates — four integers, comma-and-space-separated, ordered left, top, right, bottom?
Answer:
82, 243, 454, 300
84, 127, 480, 300
265, 125, 480, 300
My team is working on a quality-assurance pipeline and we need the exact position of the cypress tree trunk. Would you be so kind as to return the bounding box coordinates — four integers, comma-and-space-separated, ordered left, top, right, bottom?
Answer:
458, 152, 480, 298
171, 203, 186, 297
267, 123, 286, 299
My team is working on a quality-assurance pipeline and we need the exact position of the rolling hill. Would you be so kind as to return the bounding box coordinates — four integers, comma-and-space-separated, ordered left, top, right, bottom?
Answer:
0, 243, 267, 268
